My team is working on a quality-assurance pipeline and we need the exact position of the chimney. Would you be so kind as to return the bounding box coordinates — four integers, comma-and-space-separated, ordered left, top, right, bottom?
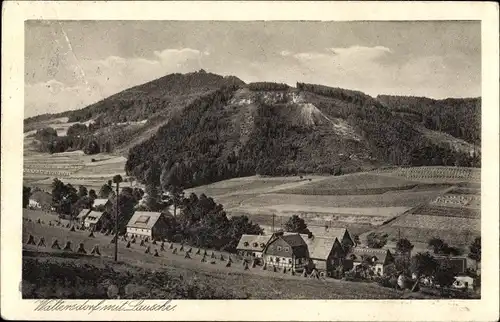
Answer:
307, 231, 313, 239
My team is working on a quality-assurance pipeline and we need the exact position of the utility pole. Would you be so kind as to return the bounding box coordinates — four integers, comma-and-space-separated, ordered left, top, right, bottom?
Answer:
113, 175, 122, 262
114, 181, 119, 261
272, 213, 275, 233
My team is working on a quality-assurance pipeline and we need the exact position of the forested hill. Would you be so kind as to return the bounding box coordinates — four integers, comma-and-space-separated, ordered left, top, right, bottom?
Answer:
25, 71, 481, 188
124, 79, 480, 188
377, 95, 481, 145
24, 70, 245, 126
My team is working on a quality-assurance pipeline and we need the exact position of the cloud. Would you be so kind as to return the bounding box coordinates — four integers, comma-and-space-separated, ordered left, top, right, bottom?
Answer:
25, 48, 210, 116
25, 80, 102, 117
153, 48, 208, 67
330, 45, 392, 57
272, 46, 479, 98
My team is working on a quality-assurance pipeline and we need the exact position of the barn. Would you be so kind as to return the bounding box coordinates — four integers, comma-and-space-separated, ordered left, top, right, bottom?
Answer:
262, 232, 308, 271
301, 234, 346, 276
126, 211, 173, 240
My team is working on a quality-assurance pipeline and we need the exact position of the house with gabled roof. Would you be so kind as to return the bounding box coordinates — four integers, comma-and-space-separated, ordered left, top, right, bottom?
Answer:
236, 234, 273, 258
300, 233, 346, 276
323, 227, 355, 249
262, 232, 308, 271
84, 211, 107, 230
76, 208, 92, 225
345, 247, 395, 276
126, 211, 173, 240
92, 198, 112, 212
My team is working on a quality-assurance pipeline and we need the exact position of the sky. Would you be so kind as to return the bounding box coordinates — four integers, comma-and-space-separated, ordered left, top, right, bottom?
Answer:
25, 20, 481, 117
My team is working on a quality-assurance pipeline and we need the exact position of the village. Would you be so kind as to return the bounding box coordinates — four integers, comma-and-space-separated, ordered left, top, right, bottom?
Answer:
24, 189, 480, 297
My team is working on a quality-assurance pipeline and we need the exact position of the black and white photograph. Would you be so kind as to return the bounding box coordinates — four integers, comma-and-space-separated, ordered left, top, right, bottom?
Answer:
2, 1, 499, 321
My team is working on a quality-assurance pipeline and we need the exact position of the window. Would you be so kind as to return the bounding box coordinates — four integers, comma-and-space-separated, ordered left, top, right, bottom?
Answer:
276, 258, 280, 262
288, 259, 292, 264
134, 215, 150, 224
243, 242, 249, 246
284, 247, 289, 252
277, 246, 282, 251
252, 252, 256, 257
253, 242, 258, 247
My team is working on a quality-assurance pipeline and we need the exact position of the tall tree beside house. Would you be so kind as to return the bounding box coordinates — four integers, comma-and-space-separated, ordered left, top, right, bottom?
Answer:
51, 179, 79, 215
366, 232, 388, 249
78, 185, 88, 198
166, 185, 185, 218
71, 195, 93, 219
411, 252, 438, 278
283, 215, 310, 234
428, 237, 446, 254
88, 189, 98, 201
353, 234, 360, 247
144, 162, 163, 211
160, 163, 185, 217
428, 237, 463, 256
99, 183, 113, 199
434, 259, 457, 289
395, 238, 414, 272
105, 177, 137, 235
132, 188, 145, 203
23, 186, 31, 208
468, 237, 481, 271
225, 215, 264, 252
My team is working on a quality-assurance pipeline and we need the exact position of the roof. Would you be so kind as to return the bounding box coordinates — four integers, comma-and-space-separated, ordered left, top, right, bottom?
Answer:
300, 235, 339, 260
280, 233, 307, 247
348, 247, 392, 265
126, 211, 164, 230
327, 228, 349, 241
76, 208, 91, 219
93, 198, 110, 208
84, 211, 105, 224
237, 235, 272, 251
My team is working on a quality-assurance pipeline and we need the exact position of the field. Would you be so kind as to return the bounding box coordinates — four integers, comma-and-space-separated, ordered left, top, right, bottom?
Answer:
23, 118, 129, 191
24, 150, 128, 191
371, 166, 481, 183
366, 186, 481, 248
22, 210, 409, 299
276, 172, 444, 195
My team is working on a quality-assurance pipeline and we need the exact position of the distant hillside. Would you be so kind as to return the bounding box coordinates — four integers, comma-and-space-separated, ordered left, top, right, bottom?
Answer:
377, 95, 481, 145
25, 71, 481, 188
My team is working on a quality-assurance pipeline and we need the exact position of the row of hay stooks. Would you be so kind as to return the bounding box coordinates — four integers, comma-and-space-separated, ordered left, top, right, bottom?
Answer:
236, 229, 395, 278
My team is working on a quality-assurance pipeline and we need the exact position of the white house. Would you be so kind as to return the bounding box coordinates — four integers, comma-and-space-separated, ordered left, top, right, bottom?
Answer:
345, 247, 395, 276
28, 199, 41, 209
453, 275, 475, 290
92, 198, 112, 211
126, 211, 173, 240
236, 235, 273, 258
